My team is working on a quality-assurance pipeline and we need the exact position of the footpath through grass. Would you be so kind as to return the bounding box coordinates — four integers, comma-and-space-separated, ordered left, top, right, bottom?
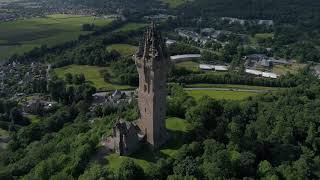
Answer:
106, 117, 191, 171
54, 65, 132, 91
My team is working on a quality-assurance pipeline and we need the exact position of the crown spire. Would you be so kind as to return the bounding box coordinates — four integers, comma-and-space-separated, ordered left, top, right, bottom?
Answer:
136, 22, 168, 60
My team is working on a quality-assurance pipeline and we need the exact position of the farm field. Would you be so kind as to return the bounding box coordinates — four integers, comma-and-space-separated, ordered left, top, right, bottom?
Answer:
186, 89, 259, 100
106, 44, 138, 57
0, 14, 113, 60
54, 65, 132, 91
114, 23, 148, 33
106, 117, 191, 171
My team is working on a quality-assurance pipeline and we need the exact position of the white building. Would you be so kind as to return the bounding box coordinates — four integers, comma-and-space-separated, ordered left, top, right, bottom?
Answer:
171, 54, 202, 62
262, 72, 278, 79
245, 69, 263, 76
199, 64, 229, 71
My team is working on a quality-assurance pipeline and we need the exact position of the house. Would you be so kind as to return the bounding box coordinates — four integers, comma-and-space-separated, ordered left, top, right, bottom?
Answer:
23, 99, 57, 115
245, 54, 268, 62
260, 59, 271, 67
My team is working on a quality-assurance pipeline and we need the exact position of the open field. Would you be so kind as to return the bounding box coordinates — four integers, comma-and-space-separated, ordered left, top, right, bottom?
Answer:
106, 117, 191, 171
54, 65, 132, 91
185, 84, 282, 91
160, 0, 193, 8
187, 89, 258, 100
0, 14, 113, 60
249, 33, 274, 46
114, 23, 147, 33
106, 44, 138, 57
0, 128, 8, 136
272, 63, 306, 75
176, 60, 199, 71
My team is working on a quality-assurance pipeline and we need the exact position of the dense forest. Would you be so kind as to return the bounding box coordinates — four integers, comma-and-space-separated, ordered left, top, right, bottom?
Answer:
1, 67, 320, 179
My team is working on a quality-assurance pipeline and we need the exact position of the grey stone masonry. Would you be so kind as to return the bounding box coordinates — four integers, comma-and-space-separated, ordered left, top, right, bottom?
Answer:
135, 22, 170, 149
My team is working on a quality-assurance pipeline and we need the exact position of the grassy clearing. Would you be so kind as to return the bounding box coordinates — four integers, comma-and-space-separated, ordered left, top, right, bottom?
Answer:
106, 44, 138, 57
272, 63, 305, 75
0, 128, 8, 136
106, 117, 191, 171
187, 89, 258, 100
254, 33, 274, 39
160, 0, 192, 8
0, 14, 113, 60
176, 61, 199, 71
249, 33, 274, 46
54, 65, 132, 91
114, 23, 148, 33
185, 84, 282, 91
25, 114, 41, 124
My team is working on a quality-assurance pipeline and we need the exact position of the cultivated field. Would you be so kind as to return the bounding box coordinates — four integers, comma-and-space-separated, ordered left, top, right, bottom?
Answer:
0, 14, 113, 60
106, 117, 191, 171
54, 65, 132, 91
187, 89, 258, 100
106, 44, 138, 57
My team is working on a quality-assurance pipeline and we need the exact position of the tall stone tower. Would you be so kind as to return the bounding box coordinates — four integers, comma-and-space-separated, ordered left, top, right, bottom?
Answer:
135, 23, 169, 149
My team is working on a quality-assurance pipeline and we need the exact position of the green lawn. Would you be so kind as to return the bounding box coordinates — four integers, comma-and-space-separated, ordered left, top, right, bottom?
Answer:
106, 117, 191, 171
272, 63, 305, 75
106, 44, 138, 57
114, 23, 148, 33
54, 65, 132, 91
0, 128, 8, 136
176, 61, 199, 71
160, 0, 193, 8
250, 33, 274, 46
0, 14, 113, 60
25, 114, 41, 124
187, 89, 258, 100
185, 84, 282, 91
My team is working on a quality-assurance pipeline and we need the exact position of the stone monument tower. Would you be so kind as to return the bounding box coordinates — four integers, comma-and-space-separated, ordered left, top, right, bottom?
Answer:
135, 23, 169, 149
